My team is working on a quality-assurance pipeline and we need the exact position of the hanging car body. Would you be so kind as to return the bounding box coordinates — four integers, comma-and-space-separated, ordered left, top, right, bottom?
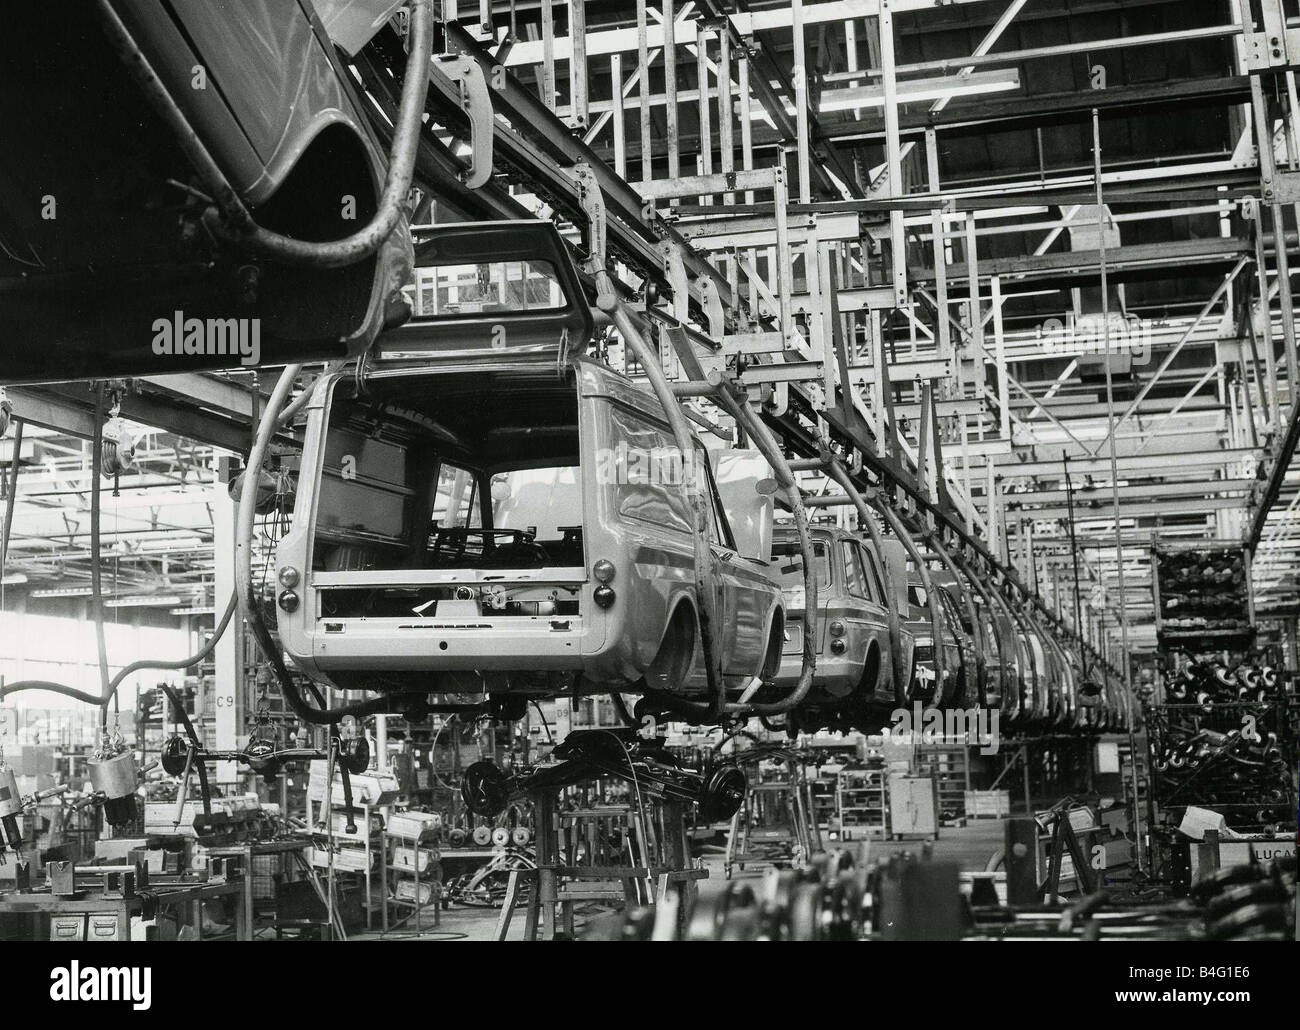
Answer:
903, 574, 971, 709
272, 221, 786, 706
769, 526, 914, 731
2, 0, 415, 383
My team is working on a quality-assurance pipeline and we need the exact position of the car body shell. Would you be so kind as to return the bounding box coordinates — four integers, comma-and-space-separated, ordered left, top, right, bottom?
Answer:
903, 574, 982, 708
929, 570, 989, 707
771, 526, 914, 710
273, 356, 785, 698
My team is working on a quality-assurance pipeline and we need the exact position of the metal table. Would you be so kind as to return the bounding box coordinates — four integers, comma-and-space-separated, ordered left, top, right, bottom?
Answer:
0, 879, 246, 941
205, 837, 321, 939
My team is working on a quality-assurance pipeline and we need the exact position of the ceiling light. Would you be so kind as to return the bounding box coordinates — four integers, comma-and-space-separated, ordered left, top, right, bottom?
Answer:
104, 595, 183, 608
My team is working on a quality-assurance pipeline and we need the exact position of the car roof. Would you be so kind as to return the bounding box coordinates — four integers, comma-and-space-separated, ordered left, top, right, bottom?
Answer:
773, 525, 847, 541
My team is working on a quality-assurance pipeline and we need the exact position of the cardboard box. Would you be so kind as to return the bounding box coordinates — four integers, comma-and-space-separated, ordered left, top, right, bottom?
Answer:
385, 810, 441, 842
963, 790, 1010, 818
310, 846, 373, 873
307, 761, 399, 804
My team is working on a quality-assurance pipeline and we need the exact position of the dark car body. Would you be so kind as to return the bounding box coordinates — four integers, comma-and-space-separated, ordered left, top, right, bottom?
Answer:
3, 0, 404, 383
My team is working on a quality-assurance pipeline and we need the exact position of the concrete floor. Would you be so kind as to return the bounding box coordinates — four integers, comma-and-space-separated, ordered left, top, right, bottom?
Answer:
352, 903, 526, 941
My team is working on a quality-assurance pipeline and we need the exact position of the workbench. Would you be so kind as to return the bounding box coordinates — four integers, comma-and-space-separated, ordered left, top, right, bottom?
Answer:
0, 878, 246, 941
205, 837, 323, 938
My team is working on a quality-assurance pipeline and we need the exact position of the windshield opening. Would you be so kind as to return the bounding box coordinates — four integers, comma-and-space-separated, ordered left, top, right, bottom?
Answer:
403, 258, 567, 318
770, 537, 830, 600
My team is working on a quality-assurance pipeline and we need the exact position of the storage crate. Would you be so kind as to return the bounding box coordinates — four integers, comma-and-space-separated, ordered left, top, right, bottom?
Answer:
385, 810, 441, 842
963, 790, 1010, 819
310, 846, 373, 873
391, 844, 437, 873
307, 761, 399, 804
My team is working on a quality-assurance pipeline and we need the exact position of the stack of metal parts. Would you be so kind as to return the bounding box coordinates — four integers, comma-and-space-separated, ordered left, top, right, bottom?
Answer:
1187, 853, 1297, 941
1154, 547, 1251, 638
585, 849, 866, 941
585, 839, 1299, 941
1148, 659, 1296, 830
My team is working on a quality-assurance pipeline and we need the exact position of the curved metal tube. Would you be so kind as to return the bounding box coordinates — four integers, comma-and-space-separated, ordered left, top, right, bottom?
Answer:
872, 499, 946, 704
235, 365, 393, 724
712, 389, 817, 717
946, 547, 1011, 712
970, 558, 1027, 725
595, 277, 725, 720
997, 571, 1044, 725
276, 363, 344, 428
822, 458, 905, 704
95, 0, 435, 270
927, 532, 984, 707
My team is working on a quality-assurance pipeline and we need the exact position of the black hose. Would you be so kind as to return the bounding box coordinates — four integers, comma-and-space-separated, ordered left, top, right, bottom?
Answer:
338, 749, 357, 834
110, 592, 238, 696
0, 681, 103, 706
0, 592, 239, 709
608, 692, 637, 728
531, 700, 555, 741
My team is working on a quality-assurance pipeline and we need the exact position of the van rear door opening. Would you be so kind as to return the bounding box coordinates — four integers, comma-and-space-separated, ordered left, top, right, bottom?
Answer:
310, 368, 586, 618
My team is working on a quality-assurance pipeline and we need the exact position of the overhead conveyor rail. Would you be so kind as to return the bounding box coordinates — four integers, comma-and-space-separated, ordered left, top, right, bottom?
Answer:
4, 0, 1294, 743
383, 16, 1108, 678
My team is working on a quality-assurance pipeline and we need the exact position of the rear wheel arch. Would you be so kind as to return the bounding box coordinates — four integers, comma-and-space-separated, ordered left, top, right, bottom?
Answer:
860, 639, 882, 698
759, 604, 786, 681
644, 597, 698, 693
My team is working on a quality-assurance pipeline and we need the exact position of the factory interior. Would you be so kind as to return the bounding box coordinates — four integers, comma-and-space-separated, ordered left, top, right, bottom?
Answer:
1, 0, 1298, 955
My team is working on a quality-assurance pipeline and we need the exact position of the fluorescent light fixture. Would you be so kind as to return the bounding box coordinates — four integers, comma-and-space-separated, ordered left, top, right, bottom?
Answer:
818, 70, 1020, 114
748, 69, 1021, 123
169, 606, 216, 616
0, 573, 27, 586
32, 586, 94, 598
105, 595, 183, 609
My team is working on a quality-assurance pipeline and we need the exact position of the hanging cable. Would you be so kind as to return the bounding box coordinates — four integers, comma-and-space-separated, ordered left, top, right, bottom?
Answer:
234, 365, 390, 723
90, 385, 112, 727
0, 592, 238, 709
526, 701, 554, 742
1093, 108, 1145, 872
